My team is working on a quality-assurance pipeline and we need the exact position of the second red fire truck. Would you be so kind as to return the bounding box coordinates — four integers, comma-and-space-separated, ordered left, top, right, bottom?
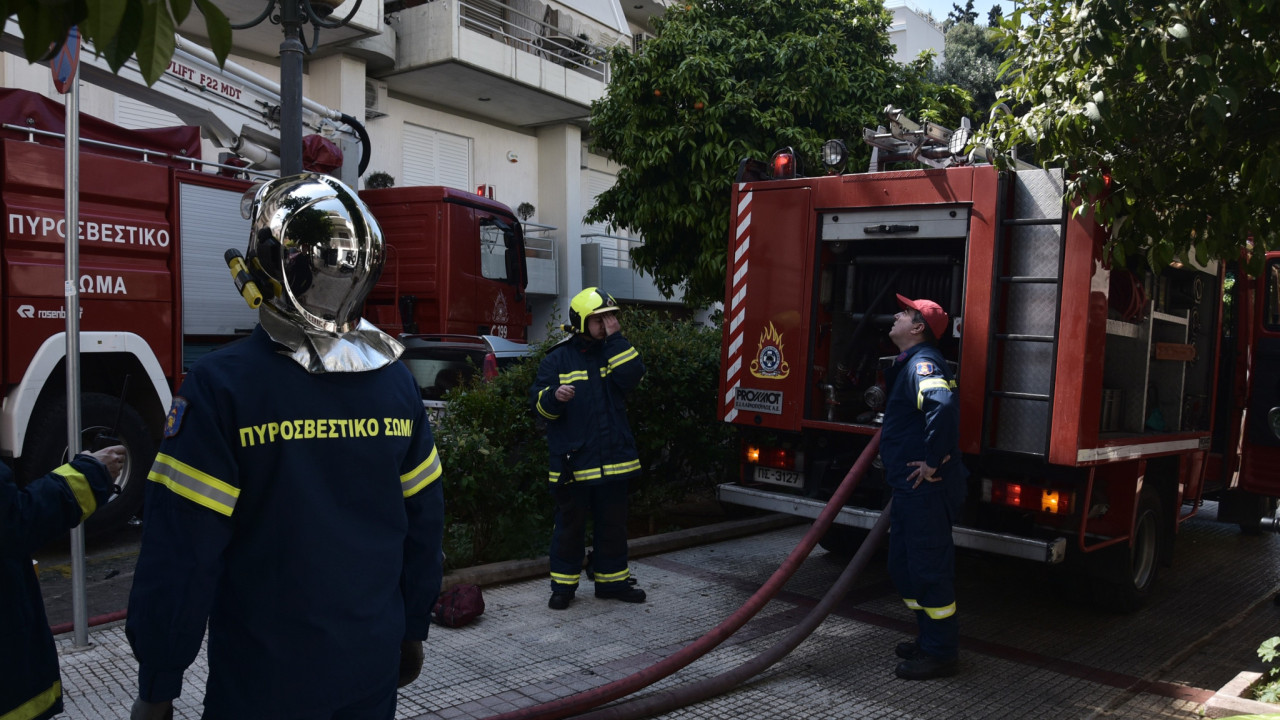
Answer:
717, 108, 1280, 609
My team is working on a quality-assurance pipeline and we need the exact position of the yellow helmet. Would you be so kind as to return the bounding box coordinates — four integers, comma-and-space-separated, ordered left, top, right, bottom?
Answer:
567, 287, 619, 334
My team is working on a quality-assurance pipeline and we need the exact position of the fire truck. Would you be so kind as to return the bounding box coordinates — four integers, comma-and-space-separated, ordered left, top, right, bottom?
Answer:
716, 108, 1280, 609
0, 86, 530, 536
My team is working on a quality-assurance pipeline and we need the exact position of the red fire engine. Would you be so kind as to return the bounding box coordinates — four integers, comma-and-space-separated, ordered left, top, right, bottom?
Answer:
0, 88, 530, 535
716, 108, 1280, 609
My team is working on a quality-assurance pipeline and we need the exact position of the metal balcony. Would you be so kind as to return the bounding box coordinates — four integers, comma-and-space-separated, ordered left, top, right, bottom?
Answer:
580, 234, 672, 303
383, 0, 618, 126
523, 222, 558, 297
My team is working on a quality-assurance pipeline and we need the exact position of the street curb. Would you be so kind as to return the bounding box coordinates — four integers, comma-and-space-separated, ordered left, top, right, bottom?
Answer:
442, 512, 804, 589
1203, 671, 1280, 718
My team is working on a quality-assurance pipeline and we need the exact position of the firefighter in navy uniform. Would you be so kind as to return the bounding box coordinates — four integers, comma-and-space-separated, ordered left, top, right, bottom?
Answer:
531, 287, 646, 610
126, 175, 445, 720
1, 446, 124, 720
881, 294, 968, 680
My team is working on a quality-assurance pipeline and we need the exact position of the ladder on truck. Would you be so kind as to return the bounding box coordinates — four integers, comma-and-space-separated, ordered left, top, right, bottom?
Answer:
981, 168, 1069, 457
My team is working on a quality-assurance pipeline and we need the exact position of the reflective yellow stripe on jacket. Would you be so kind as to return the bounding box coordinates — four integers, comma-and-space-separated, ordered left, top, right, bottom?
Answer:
1, 679, 60, 720
401, 445, 443, 497
916, 378, 957, 410
535, 388, 560, 420
148, 454, 240, 516
52, 464, 97, 523
547, 459, 641, 484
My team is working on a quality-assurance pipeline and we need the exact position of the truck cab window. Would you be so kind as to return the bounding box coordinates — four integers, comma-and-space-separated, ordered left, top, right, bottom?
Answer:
479, 218, 510, 282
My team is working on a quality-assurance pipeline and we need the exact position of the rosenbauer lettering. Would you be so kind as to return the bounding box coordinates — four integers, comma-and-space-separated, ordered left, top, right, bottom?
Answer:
8, 212, 170, 247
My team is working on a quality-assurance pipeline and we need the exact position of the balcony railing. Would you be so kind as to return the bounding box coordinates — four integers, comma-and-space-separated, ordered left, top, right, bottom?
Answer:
457, 0, 612, 82
581, 233, 670, 303
523, 221, 559, 296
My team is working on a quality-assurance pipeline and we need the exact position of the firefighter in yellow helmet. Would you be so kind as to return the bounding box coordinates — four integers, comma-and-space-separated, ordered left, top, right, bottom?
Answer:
530, 287, 647, 610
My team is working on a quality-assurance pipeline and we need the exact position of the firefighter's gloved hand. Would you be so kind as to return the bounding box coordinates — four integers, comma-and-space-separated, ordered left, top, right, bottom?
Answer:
398, 640, 424, 688
130, 699, 173, 720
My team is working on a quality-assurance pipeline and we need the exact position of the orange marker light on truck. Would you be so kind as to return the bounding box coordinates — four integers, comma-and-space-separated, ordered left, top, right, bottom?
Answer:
742, 444, 800, 471
983, 479, 1072, 515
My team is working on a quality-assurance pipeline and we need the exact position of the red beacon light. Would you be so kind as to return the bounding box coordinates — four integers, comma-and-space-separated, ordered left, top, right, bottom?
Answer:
771, 147, 798, 179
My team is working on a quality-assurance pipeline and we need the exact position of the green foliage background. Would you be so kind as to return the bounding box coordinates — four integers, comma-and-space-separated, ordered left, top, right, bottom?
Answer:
433, 311, 733, 570
986, 0, 1280, 272
2, 0, 230, 84
585, 0, 971, 306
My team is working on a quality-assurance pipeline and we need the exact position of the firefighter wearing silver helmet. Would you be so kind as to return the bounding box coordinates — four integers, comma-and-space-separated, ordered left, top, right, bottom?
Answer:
242, 172, 404, 373
531, 287, 647, 610
128, 174, 444, 719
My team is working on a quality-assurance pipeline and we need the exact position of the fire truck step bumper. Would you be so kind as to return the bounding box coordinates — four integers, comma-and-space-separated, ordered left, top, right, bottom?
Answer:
717, 483, 1066, 564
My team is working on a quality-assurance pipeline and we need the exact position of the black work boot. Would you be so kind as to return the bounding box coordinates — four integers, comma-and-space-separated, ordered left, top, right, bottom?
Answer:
895, 640, 921, 660
595, 585, 647, 603
894, 652, 958, 680
548, 592, 574, 610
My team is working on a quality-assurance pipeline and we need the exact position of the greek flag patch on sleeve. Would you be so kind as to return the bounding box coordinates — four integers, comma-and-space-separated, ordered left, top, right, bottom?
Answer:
164, 397, 189, 438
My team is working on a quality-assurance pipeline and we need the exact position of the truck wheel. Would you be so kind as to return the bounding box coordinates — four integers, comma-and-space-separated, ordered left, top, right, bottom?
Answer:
818, 525, 871, 557
18, 393, 155, 539
1090, 488, 1165, 612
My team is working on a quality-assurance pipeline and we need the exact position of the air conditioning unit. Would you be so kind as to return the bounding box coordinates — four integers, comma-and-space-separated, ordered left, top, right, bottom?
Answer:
632, 32, 653, 53
365, 80, 388, 120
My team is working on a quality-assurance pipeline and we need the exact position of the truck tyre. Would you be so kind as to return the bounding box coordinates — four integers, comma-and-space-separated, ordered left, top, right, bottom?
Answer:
1090, 487, 1165, 612
18, 393, 155, 539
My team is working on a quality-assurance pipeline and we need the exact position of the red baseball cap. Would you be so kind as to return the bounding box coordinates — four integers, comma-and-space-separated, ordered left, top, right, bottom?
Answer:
896, 294, 949, 338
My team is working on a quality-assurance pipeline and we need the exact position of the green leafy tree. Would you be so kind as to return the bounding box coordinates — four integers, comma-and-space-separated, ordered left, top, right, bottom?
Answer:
946, 0, 979, 27
587, 0, 969, 305
986, 0, 1280, 270
2, 0, 231, 85
931, 21, 1009, 120
987, 4, 1004, 26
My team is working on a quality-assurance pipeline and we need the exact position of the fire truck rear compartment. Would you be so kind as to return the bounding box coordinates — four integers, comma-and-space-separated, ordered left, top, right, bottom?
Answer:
811, 207, 967, 426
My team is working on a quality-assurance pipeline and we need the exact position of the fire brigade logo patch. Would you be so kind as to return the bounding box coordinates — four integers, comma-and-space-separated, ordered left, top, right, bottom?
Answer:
164, 397, 188, 438
750, 322, 791, 380
915, 361, 939, 376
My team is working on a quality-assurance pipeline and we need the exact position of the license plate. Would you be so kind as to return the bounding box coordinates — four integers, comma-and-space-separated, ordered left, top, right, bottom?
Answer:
754, 466, 802, 488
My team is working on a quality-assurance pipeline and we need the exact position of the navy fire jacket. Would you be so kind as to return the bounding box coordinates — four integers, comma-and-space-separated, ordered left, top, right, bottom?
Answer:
126, 326, 444, 718
2, 456, 113, 720
880, 342, 968, 491
530, 332, 645, 485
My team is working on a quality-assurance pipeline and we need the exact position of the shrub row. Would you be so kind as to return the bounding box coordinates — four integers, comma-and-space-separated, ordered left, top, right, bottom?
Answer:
432, 310, 734, 570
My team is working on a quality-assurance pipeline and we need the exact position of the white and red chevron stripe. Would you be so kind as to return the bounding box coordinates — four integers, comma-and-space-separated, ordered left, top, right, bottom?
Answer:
723, 187, 753, 422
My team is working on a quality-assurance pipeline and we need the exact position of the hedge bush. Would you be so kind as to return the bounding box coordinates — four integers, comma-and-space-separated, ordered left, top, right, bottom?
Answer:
431, 309, 734, 570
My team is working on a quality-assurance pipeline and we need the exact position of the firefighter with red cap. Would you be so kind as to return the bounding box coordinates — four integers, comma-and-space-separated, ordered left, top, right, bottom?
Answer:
531, 286, 647, 610
881, 294, 968, 680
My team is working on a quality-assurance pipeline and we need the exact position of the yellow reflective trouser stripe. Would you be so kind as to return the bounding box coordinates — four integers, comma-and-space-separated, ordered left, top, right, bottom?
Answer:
0, 679, 60, 720
148, 454, 239, 516
53, 464, 97, 523
546, 459, 642, 483
924, 602, 956, 619
551, 571, 581, 586
594, 568, 630, 583
902, 598, 956, 619
536, 388, 560, 420
608, 347, 638, 370
917, 378, 956, 409
558, 371, 589, 383
401, 446, 443, 497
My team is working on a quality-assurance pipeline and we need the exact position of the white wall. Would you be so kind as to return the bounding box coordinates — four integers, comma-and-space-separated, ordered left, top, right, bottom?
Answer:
886, 4, 945, 64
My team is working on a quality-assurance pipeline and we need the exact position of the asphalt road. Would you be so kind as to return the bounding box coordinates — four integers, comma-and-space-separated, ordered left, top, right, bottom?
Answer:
34, 522, 143, 629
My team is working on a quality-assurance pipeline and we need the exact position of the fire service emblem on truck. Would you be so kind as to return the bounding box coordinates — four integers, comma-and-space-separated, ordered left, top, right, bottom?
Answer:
749, 322, 790, 379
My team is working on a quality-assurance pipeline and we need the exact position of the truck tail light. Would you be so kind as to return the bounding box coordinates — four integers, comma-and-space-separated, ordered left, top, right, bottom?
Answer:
982, 479, 1073, 515
743, 444, 802, 471
771, 147, 797, 179
482, 352, 499, 380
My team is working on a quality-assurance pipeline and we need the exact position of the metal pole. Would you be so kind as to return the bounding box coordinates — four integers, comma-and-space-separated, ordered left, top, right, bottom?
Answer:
278, 0, 304, 175
64, 61, 89, 648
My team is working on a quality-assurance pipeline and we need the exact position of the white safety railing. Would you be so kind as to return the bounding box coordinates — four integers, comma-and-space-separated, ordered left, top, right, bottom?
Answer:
457, 0, 613, 82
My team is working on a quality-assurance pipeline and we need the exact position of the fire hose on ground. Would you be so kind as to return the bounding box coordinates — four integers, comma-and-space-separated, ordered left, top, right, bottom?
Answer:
486, 430, 884, 720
